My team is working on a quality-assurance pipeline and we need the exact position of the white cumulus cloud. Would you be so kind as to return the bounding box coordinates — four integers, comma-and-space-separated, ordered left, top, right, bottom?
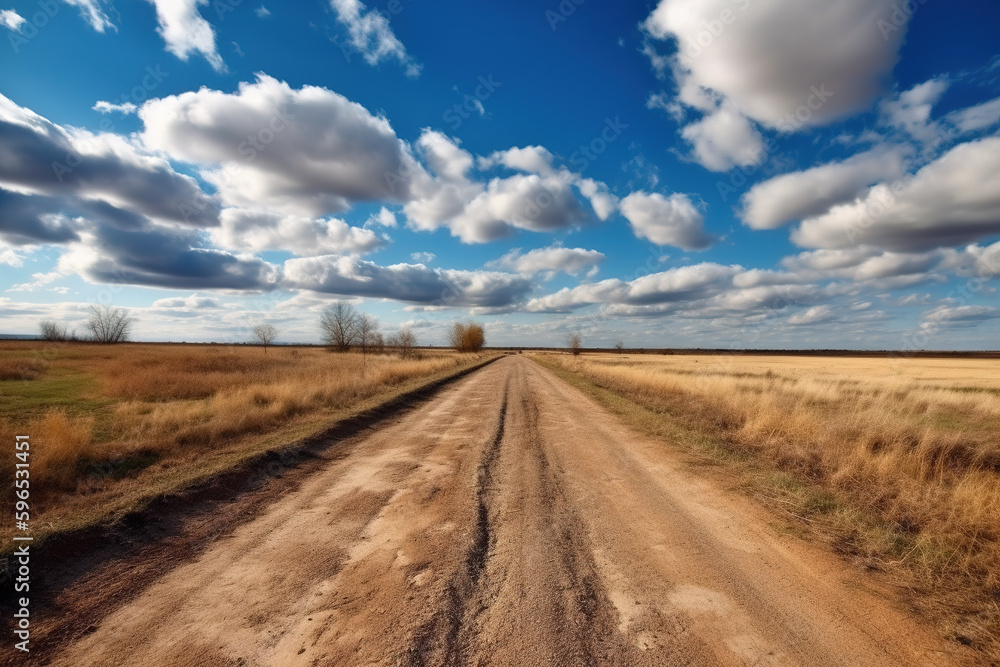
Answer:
879, 78, 949, 146
0, 9, 25, 31
946, 96, 1000, 135
793, 137, 1000, 251
741, 146, 910, 229
620, 191, 714, 250
212, 209, 386, 257
283, 255, 532, 307
642, 0, 909, 171
329, 0, 421, 77
644, 0, 907, 128
679, 101, 764, 172
404, 132, 606, 244
490, 245, 605, 278
147, 0, 224, 71
140, 75, 422, 216
62, 0, 115, 32
93, 100, 138, 114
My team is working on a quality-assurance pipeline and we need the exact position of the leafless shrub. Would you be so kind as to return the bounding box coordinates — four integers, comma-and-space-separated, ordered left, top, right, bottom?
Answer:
84, 305, 135, 344
359, 313, 381, 357
40, 320, 72, 341
568, 333, 582, 356
388, 326, 417, 358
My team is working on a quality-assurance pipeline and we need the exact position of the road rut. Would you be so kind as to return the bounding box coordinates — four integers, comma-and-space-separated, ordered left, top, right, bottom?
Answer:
42, 357, 959, 666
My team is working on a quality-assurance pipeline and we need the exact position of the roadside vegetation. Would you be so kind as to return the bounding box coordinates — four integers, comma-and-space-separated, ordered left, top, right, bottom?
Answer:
567, 333, 582, 356
450, 321, 486, 352
538, 351, 1000, 660
0, 341, 493, 547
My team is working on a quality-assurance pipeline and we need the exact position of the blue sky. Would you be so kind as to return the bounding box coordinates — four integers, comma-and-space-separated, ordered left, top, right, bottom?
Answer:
1, 0, 999, 349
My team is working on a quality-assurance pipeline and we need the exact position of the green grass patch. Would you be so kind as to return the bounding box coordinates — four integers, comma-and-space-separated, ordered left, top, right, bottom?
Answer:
0, 369, 111, 421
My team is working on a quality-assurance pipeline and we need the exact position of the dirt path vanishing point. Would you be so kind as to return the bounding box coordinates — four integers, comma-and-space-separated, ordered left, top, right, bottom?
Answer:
36, 356, 964, 666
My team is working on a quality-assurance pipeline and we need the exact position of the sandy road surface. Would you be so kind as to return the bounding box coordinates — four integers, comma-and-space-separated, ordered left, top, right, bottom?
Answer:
46, 357, 957, 666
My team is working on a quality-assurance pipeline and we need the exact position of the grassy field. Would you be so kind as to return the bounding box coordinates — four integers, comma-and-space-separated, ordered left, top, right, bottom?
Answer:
537, 351, 1000, 659
0, 341, 491, 546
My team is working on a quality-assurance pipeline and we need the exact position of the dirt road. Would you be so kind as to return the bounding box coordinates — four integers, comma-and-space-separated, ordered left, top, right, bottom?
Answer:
47, 357, 958, 665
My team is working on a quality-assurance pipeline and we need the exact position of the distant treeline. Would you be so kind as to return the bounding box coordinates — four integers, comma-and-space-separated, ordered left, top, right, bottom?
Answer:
2, 336, 997, 358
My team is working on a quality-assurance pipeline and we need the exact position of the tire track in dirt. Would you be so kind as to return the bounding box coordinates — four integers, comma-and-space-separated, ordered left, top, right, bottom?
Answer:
423, 360, 644, 666
404, 372, 509, 665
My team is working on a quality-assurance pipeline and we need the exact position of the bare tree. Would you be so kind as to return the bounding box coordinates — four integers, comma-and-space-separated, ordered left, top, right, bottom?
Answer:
39, 320, 71, 341
359, 313, 380, 358
568, 333, 583, 356
85, 305, 135, 344
388, 326, 417, 358
614, 340, 624, 354
450, 322, 485, 352
252, 323, 278, 353
319, 301, 360, 351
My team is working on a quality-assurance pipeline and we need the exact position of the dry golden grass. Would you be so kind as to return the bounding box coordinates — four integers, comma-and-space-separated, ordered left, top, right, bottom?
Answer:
28, 410, 95, 489
0, 342, 486, 542
540, 352, 1000, 659
104, 347, 465, 458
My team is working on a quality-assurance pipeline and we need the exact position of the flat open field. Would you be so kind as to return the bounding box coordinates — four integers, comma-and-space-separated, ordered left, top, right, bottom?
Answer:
0, 341, 488, 547
2, 352, 995, 665
3, 355, 974, 666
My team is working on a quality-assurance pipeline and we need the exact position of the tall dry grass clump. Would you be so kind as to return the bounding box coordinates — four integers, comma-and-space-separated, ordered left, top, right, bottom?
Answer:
0, 411, 94, 492
30, 411, 95, 489
547, 353, 1000, 655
